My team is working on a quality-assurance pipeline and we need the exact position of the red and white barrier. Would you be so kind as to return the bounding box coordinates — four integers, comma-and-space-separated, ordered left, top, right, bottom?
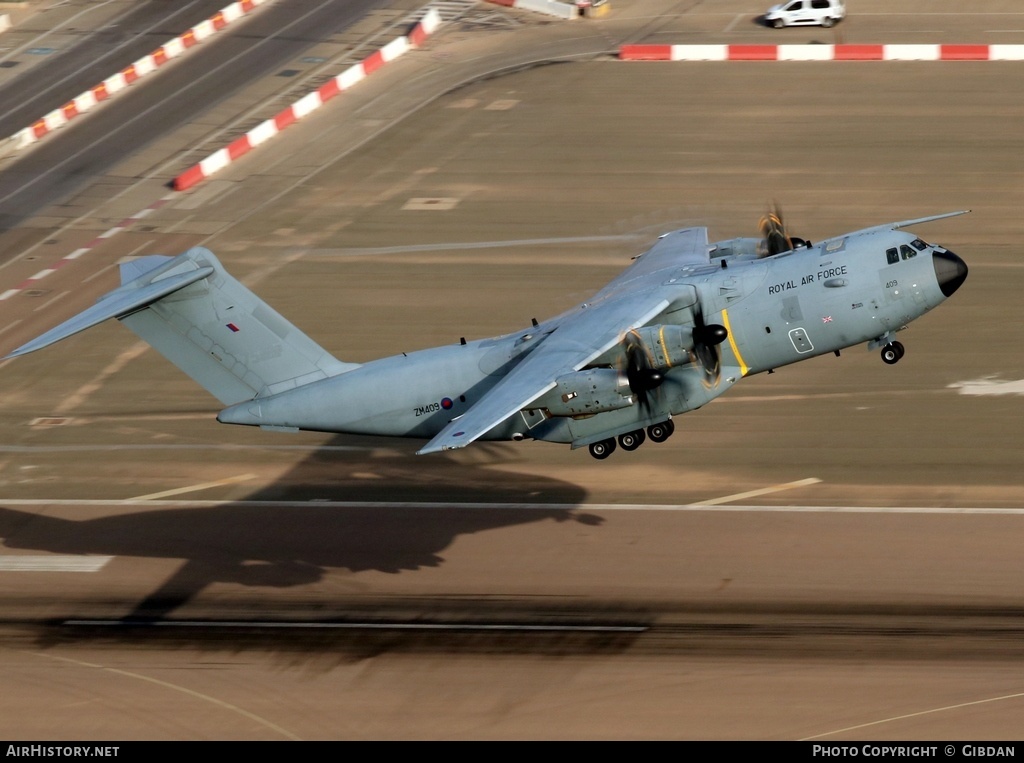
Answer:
0, 194, 174, 302
172, 8, 443, 192
620, 44, 1024, 61
11, 0, 271, 150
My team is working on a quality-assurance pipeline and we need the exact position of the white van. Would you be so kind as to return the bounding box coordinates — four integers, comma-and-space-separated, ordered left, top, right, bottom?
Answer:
764, 0, 846, 28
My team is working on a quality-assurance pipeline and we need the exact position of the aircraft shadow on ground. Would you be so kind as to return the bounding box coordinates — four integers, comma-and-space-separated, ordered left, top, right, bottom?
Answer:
0, 436, 603, 627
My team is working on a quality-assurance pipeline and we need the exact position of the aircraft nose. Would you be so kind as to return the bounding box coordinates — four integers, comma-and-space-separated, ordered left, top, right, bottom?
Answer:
933, 248, 968, 297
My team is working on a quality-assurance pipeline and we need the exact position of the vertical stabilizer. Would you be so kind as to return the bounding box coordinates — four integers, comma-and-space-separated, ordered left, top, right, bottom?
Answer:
6, 247, 358, 406
118, 247, 357, 405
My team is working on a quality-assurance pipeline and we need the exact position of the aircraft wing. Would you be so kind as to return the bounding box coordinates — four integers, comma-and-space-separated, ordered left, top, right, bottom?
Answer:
592, 226, 710, 297
417, 227, 710, 455
417, 293, 672, 454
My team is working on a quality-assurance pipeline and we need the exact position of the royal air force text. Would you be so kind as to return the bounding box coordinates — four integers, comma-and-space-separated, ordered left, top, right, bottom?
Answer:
768, 265, 849, 295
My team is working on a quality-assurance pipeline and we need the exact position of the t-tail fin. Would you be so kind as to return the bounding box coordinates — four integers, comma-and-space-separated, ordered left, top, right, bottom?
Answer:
5, 247, 358, 405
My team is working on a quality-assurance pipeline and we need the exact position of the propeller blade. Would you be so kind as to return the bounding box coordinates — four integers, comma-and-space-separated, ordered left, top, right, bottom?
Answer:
691, 298, 727, 388
623, 330, 664, 414
758, 203, 794, 257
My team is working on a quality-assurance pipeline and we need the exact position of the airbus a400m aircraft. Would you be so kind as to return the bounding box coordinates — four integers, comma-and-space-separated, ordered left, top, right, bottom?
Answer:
7, 210, 968, 459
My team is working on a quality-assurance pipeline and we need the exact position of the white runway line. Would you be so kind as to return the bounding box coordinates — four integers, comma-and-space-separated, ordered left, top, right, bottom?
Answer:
65, 620, 648, 633
131, 473, 257, 500
801, 690, 1024, 740
692, 477, 822, 506
37, 651, 300, 741
1, 499, 1024, 514
0, 555, 112, 572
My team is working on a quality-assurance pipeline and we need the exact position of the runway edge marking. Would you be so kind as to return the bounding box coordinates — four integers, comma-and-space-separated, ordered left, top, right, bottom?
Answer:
1, 499, 1023, 514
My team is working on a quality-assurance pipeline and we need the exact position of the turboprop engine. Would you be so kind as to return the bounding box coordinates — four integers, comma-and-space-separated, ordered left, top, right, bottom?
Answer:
530, 368, 634, 417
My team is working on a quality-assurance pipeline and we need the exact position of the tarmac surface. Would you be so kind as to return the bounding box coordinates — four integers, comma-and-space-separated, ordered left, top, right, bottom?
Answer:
0, 0, 1022, 741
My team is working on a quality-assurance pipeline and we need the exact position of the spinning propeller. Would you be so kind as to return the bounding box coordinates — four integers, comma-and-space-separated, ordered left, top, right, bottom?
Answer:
690, 300, 728, 389
619, 296, 730, 410
758, 204, 807, 257
623, 329, 663, 414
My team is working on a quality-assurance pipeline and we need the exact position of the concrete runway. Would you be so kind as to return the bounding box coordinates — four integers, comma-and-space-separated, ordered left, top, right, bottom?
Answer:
0, 0, 1022, 740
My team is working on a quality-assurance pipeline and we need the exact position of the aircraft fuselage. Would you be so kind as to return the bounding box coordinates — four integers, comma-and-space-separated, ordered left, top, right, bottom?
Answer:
217, 226, 966, 450
8, 215, 967, 458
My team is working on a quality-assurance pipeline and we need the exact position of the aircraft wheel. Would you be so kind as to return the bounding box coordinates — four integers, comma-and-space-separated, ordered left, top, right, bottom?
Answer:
589, 438, 616, 460
647, 421, 674, 443
881, 342, 904, 365
618, 429, 646, 451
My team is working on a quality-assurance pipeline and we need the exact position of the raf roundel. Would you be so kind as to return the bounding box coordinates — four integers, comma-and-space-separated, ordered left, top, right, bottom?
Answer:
441, 397, 454, 410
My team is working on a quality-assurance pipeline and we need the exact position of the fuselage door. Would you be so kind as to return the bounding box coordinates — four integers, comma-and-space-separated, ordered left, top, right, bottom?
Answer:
788, 327, 813, 354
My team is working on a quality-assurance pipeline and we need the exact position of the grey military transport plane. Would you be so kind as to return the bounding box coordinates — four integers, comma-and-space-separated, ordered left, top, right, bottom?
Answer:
7, 210, 968, 459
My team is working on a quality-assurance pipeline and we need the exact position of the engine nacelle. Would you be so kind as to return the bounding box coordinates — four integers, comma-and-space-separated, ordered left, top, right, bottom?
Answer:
626, 324, 696, 369
529, 368, 634, 417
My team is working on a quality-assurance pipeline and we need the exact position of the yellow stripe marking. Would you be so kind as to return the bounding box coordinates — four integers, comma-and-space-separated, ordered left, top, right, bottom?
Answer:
720, 308, 749, 376
657, 325, 672, 368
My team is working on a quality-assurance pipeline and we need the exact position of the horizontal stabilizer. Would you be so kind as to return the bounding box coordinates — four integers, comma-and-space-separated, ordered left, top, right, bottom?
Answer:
5, 266, 214, 358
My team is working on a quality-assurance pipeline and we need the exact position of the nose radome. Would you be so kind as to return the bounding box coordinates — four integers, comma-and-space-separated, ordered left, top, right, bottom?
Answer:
933, 249, 968, 297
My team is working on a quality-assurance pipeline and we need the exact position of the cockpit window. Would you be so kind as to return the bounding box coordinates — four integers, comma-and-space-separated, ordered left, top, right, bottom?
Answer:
900, 244, 917, 260
886, 247, 899, 265
911, 238, 928, 251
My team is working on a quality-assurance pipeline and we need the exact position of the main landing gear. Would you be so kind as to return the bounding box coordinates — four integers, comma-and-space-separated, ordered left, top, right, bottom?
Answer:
588, 420, 675, 459
618, 428, 646, 451
880, 341, 905, 365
